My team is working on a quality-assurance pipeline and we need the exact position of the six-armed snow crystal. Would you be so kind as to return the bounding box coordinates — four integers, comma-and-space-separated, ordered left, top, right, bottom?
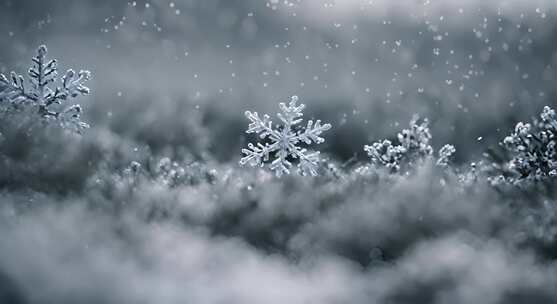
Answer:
239, 95, 331, 177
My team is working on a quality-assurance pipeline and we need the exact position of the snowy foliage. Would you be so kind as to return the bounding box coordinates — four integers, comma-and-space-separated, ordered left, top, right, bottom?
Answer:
113, 158, 218, 191
437, 144, 457, 167
154, 157, 217, 187
239, 95, 331, 177
490, 106, 557, 186
364, 139, 405, 172
397, 115, 434, 158
456, 161, 483, 187
364, 115, 455, 172
0, 45, 91, 133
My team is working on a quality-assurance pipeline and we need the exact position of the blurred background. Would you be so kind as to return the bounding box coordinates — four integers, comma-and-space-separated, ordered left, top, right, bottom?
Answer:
1, 0, 556, 163
4, 3, 557, 303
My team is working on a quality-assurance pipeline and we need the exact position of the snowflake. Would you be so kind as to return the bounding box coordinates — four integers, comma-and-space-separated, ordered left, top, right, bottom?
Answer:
239, 95, 332, 177
0, 45, 91, 133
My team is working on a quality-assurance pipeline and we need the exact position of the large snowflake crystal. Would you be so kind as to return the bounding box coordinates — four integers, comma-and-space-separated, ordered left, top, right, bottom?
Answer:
0, 45, 91, 133
239, 95, 332, 177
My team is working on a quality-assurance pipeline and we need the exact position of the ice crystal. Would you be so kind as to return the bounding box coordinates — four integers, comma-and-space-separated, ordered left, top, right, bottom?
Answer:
364, 115, 454, 172
493, 106, 557, 185
0, 45, 91, 133
239, 95, 332, 177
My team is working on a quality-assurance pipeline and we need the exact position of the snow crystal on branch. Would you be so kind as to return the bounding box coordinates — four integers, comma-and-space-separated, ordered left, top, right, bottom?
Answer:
0, 45, 91, 133
364, 115, 455, 172
239, 95, 332, 177
397, 115, 434, 159
437, 144, 457, 167
364, 139, 406, 172
490, 106, 557, 185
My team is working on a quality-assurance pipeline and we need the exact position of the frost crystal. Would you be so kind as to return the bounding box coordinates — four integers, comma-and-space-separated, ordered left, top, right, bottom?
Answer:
239, 95, 331, 177
365, 115, 454, 172
0, 45, 91, 133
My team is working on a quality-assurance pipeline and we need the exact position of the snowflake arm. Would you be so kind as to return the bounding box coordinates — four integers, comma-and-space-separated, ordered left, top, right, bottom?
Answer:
270, 148, 292, 177
59, 69, 91, 102
294, 149, 321, 176
277, 95, 305, 127
244, 110, 280, 140
0, 74, 16, 102
28, 45, 58, 104
42, 69, 91, 108
240, 142, 280, 167
58, 104, 90, 134
0, 72, 33, 104
298, 119, 332, 144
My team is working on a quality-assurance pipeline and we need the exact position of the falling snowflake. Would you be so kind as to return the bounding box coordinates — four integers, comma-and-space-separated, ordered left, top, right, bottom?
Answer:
239, 95, 332, 177
0, 45, 91, 133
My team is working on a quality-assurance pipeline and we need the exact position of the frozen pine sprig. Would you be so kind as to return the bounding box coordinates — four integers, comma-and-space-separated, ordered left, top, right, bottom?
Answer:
364, 115, 455, 172
491, 106, 557, 185
0, 45, 91, 133
239, 95, 332, 177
